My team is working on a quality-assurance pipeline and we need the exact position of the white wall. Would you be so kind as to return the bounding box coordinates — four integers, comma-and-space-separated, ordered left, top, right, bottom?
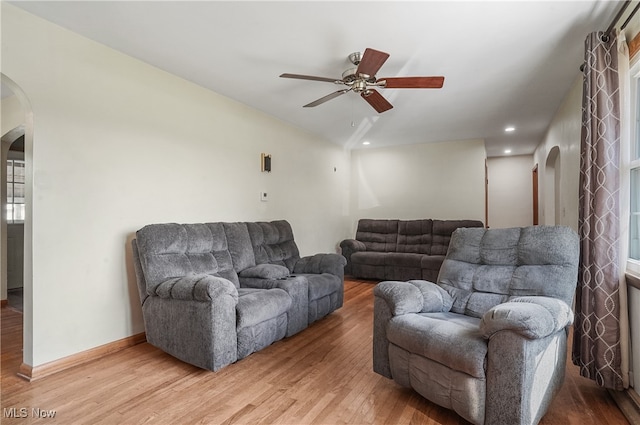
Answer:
487, 155, 533, 228
2, 4, 351, 367
534, 76, 582, 231
2, 4, 493, 369
349, 139, 486, 232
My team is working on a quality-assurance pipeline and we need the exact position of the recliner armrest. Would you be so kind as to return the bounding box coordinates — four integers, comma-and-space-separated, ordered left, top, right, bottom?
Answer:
152, 274, 239, 302
293, 253, 347, 276
480, 296, 573, 340
374, 280, 452, 315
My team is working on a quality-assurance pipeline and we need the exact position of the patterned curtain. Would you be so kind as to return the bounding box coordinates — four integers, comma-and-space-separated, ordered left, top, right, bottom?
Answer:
573, 31, 623, 390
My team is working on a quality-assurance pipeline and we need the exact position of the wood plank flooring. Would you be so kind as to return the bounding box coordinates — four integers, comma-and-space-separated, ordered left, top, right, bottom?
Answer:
1, 279, 630, 424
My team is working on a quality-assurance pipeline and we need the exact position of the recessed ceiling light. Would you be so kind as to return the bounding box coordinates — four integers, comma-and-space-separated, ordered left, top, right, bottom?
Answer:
362, 141, 370, 145
504, 149, 512, 154
505, 126, 516, 132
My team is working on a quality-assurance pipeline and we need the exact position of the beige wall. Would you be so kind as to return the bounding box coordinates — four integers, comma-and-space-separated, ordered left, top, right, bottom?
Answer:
3, 4, 490, 369
349, 139, 486, 233
487, 155, 534, 228
533, 76, 582, 231
2, 4, 352, 366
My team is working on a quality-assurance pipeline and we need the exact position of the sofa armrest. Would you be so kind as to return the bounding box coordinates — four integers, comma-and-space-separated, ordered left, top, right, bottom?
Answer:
372, 279, 451, 379
374, 281, 423, 315
143, 275, 239, 371
480, 296, 573, 340
152, 274, 238, 302
340, 238, 366, 252
339, 239, 366, 275
293, 253, 347, 277
373, 280, 452, 316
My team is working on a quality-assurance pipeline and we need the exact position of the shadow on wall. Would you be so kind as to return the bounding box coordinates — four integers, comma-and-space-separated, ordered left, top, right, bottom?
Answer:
124, 232, 144, 334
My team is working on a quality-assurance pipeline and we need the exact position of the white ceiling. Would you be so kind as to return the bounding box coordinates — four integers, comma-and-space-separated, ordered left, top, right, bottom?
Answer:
9, 1, 620, 156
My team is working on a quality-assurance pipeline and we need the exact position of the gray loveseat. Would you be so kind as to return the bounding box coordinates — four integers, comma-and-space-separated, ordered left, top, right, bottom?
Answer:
373, 225, 579, 425
132, 220, 346, 371
340, 218, 484, 281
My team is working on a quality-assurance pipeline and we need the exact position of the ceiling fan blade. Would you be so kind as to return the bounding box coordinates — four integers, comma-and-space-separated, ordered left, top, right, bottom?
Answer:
379, 76, 445, 89
304, 89, 351, 107
361, 89, 393, 113
280, 73, 341, 83
357, 48, 390, 78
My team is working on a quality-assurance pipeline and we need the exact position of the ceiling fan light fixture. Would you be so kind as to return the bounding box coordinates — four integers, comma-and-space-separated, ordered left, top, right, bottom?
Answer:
348, 52, 362, 65
280, 47, 444, 113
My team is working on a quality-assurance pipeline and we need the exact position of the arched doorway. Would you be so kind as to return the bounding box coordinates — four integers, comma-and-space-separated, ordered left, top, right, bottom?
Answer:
544, 146, 561, 225
1, 74, 34, 373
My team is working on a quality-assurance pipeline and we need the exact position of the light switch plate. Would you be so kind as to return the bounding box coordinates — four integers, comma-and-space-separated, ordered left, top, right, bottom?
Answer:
260, 192, 268, 202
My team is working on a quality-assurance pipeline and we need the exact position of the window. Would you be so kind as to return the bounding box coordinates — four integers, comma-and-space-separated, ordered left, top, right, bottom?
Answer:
632, 167, 640, 260
6, 159, 25, 223
629, 60, 640, 272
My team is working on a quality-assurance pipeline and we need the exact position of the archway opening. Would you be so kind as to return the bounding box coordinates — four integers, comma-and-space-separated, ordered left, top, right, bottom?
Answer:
544, 146, 561, 225
1, 74, 34, 374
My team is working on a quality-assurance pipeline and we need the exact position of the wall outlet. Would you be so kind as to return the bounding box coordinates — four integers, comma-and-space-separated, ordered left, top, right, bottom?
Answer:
260, 192, 268, 202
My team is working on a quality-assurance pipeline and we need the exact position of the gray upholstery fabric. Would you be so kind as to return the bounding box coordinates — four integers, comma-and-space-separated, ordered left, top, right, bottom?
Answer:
388, 313, 486, 378
388, 344, 486, 425
480, 297, 574, 339
301, 273, 343, 323
142, 287, 238, 372
239, 275, 309, 337
245, 220, 346, 324
223, 222, 256, 272
246, 220, 300, 271
293, 253, 347, 278
373, 225, 580, 425
485, 331, 567, 425
438, 225, 579, 318
132, 219, 345, 371
235, 287, 290, 358
341, 218, 484, 281
136, 222, 240, 290
239, 264, 290, 279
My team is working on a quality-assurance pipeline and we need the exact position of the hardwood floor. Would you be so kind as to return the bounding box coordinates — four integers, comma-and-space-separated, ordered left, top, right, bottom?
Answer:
1, 279, 630, 424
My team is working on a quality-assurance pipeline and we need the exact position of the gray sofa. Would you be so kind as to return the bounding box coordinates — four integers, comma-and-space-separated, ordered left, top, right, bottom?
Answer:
132, 220, 346, 371
373, 225, 579, 425
340, 218, 484, 281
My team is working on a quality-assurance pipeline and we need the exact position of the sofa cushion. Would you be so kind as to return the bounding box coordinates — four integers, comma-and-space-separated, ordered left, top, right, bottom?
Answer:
384, 252, 424, 268
396, 220, 433, 254
431, 220, 485, 255
136, 222, 239, 291
387, 312, 487, 378
438, 226, 580, 317
355, 219, 399, 252
236, 288, 292, 329
223, 222, 257, 272
239, 264, 290, 279
420, 255, 446, 273
246, 221, 300, 270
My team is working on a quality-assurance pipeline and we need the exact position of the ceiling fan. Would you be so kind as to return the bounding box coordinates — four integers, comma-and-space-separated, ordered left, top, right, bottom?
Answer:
280, 48, 444, 113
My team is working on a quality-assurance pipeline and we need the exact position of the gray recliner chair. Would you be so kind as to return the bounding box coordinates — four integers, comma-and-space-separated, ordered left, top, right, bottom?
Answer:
373, 225, 579, 425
